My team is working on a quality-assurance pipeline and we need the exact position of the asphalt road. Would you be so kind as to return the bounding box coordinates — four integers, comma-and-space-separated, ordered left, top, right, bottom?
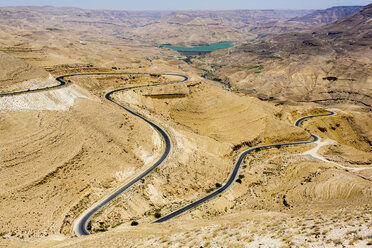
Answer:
63, 73, 188, 236
0, 73, 188, 96
0, 74, 336, 234
0, 72, 188, 236
0, 76, 66, 96
153, 110, 335, 223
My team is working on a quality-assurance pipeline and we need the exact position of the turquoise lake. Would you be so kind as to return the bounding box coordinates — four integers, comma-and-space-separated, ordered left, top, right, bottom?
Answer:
156, 41, 234, 52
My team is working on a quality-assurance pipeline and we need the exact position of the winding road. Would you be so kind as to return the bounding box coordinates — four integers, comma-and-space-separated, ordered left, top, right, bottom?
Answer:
56, 73, 188, 236
0, 72, 337, 236
0, 72, 187, 236
153, 110, 335, 223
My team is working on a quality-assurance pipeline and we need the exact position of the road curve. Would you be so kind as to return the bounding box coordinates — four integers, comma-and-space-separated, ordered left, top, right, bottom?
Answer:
0, 77, 66, 97
0, 76, 336, 233
0, 73, 188, 96
0, 72, 188, 236
63, 73, 188, 236
153, 110, 335, 223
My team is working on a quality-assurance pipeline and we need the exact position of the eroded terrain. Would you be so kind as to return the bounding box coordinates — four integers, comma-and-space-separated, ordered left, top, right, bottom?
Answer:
0, 4, 371, 248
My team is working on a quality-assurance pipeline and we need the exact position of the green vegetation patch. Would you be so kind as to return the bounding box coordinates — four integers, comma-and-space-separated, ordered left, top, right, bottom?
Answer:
247, 65, 264, 70
206, 183, 222, 193
183, 56, 192, 64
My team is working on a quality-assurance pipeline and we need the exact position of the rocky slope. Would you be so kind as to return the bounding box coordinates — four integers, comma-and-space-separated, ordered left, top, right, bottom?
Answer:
288, 6, 364, 25
0, 51, 50, 92
127, 9, 313, 45
0, 6, 314, 46
196, 4, 372, 108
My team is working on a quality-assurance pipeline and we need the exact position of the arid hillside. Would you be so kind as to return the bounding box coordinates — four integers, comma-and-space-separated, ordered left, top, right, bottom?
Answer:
288, 5, 364, 25
126, 9, 314, 45
0, 6, 312, 46
0, 51, 51, 92
195, 4, 372, 108
248, 5, 364, 35
0, 4, 371, 248
0, 5, 364, 47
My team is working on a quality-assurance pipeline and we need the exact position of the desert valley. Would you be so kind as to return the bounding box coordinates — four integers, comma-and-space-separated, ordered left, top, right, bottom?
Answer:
0, 2, 371, 247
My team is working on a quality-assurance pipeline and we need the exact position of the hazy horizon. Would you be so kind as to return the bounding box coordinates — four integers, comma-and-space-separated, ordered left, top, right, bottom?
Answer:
0, 0, 370, 11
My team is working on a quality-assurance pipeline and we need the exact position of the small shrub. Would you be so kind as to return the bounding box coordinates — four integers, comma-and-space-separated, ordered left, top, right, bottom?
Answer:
131, 221, 138, 226
87, 221, 92, 231
154, 212, 161, 218
236, 179, 242, 184
215, 183, 222, 188
94, 227, 108, 232
182, 56, 192, 64
349, 238, 357, 245
333, 239, 343, 245
206, 188, 215, 193
318, 127, 327, 132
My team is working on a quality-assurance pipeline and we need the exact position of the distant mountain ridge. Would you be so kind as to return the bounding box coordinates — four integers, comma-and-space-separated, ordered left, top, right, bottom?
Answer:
0, 5, 366, 46
199, 4, 372, 107
312, 3, 372, 49
289, 6, 364, 25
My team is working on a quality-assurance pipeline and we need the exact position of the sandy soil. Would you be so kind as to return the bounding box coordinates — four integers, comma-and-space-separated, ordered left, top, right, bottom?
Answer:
8, 207, 371, 247
0, 93, 162, 238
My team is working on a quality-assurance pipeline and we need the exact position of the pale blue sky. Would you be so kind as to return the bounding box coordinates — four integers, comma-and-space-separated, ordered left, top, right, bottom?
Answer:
0, 0, 370, 10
